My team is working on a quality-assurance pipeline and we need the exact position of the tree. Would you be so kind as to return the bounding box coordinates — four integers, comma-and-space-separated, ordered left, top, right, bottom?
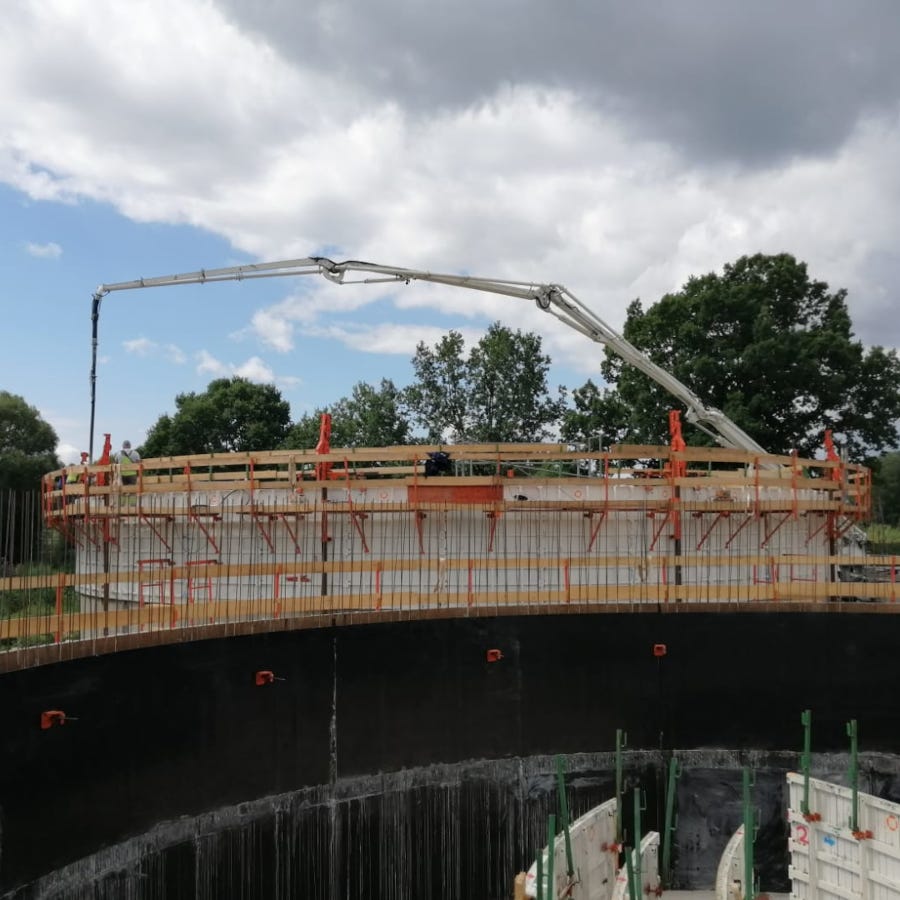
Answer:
596, 253, 900, 459
402, 331, 470, 442
341, 379, 411, 448
0, 391, 60, 491
142, 377, 292, 456
872, 451, 900, 527
0, 391, 61, 566
560, 379, 633, 450
405, 323, 567, 442
282, 380, 412, 449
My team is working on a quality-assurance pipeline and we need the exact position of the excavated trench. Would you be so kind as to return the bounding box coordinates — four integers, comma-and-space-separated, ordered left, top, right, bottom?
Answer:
2, 612, 898, 898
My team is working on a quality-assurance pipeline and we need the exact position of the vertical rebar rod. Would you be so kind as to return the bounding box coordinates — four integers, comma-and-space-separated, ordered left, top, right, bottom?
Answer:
742, 767, 755, 900
847, 719, 859, 832
555, 755, 575, 879
536, 846, 544, 900
633, 789, 643, 898
801, 709, 812, 817
661, 756, 680, 887
625, 844, 637, 900
546, 813, 556, 900
615, 728, 627, 844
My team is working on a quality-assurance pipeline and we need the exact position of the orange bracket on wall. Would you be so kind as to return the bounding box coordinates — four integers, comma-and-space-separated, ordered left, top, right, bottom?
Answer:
41, 710, 76, 729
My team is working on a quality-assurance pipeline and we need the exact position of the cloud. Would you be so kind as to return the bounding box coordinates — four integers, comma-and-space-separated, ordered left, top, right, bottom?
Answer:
195, 350, 300, 388
39, 407, 91, 461
123, 337, 187, 363
3, 0, 900, 375
123, 337, 157, 356
196, 349, 227, 377
247, 307, 295, 352
302, 321, 484, 356
234, 356, 276, 383
165, 344, 187, 365
246, 281, 437, 352
25, 241, 61, 258
216, 0, 900, 166
57, 442, 82, 465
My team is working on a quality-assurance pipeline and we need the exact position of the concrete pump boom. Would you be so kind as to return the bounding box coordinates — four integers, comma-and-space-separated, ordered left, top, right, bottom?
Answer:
89, 256, 767, 459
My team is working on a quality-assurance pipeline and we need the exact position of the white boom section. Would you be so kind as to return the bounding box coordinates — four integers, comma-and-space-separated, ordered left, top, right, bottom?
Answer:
94, 256, 767, 454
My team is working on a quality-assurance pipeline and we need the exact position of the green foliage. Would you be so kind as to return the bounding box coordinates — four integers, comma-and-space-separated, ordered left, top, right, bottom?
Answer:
281, 411, 328, 451
560, 379, 633, 449
0, 394, 60, 566
0, 391, 60, 491
872, 451, 900, 527
282, 379, 412, 450
142, 377, 292, 456
405, 323, 567, 443
403, 331, 469, 442
0, 560, 78, 618
597, 253, 900, 458
135, 254, 898, 470
347, 379, 412, 447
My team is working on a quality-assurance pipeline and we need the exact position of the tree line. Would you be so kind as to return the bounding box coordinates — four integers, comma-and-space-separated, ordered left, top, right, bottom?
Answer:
4, 252, 900, 522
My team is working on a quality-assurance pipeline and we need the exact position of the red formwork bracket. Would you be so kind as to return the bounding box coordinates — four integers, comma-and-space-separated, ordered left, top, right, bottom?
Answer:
41, 710, 75, 729
653, 643, 667, 658
254, 670, 285, 686
486, 649, 503, 663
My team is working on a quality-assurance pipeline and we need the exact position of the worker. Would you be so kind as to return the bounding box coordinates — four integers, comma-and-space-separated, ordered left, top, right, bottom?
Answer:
66, 452, 90, 484
117, 440, 141, 486
64, 451, 90, 503
66, 452, 87, 492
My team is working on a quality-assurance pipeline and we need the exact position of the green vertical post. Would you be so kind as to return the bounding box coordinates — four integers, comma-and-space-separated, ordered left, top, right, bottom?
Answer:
616, 728, 627, 844
847, 719, 859, 832
633, 789, 643, 898
742, 767, 755, 900
625, 845, 637, 900
546, 813, 556, 900
800, 709, 812, 817
556, 755, 575, 879
536, 848, 544, 900
661, 757, 681, 888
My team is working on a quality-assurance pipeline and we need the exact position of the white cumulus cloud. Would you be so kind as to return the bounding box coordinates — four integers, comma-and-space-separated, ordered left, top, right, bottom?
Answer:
123, 337, 157, 356
25, 241, 62, 258
123, 338, 187, 363
302, 322, 485, 357
2, 0, 900, 404
194, 350, 299, 388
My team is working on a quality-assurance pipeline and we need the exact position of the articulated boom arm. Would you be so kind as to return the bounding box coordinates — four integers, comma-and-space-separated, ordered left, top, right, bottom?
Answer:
92, 256, 767, 456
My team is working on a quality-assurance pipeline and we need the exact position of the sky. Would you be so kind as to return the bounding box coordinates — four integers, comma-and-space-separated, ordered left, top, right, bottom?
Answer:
2, 0, 900, 463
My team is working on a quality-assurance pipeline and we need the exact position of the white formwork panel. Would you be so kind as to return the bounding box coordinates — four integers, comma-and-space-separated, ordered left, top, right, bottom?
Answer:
787, 772, 900, 900
524, 798, 619, 900
611, 832, 660, 900
715, 825, 745, 900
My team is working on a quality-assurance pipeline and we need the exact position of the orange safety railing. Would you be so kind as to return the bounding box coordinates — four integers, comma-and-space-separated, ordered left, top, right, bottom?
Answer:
0, 439, 881, 668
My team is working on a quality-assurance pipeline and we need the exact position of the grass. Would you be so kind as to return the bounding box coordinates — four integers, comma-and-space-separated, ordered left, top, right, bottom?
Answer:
866, 523, 900, 542
0, 560, 80, 618
863, 522, 900, 554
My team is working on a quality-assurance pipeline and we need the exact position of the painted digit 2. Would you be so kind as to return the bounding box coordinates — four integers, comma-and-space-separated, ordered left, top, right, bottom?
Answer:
794, 823, 809, 845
